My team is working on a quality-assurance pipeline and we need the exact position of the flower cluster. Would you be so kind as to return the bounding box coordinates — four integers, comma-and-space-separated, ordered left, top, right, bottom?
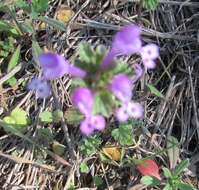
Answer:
28, 24, 159, 136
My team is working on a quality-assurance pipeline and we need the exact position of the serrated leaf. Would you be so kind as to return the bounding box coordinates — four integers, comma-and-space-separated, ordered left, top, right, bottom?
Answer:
52, 110, 63, 123
141, 176, 161, 186
173, 159, 189, 177
80, 162, 89, 174
7, 45, 21, 72
146, 83, 164, 98
10, 108, 29, 126
167, 136, 179, 169
32, 40, 43, 62
64, 108, 84, 125
111, 123, 133, 146
39, 16, 66, 31
39, 111, 53, 124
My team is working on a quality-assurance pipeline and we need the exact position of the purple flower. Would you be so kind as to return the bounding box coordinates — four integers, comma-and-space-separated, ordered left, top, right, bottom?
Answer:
38, 52, 86, 80
110, 74, 132, 102
102, 25, 142, 68
116, 102, 144, 122
28, 78, 51, 98
72, 87, 94, 116
140, 44, 159, 69
110, 74, 144, 122
72, 87, 106, 135
80, 115, 105, 136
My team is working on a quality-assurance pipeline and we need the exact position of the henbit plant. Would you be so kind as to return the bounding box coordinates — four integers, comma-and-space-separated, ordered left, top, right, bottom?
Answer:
27, 24, 159, 137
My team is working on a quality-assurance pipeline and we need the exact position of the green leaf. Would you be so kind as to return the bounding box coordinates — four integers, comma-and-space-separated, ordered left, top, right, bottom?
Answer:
167, 136, 179, 169
163, 184, 173, 190
7, 45, 21, 72
143, 0, 159, 10
80, 135, 101, 156
32, 40, 43, 62
39, 111, 53, 124
141, 176, 161, 186
32, 0, 48, 14
52, 110, 63, 123
37, 128, 54, 142
146, 83, 164, 98
64, 108, 84, 125
93, 176, 103, 187
0, 20, 19, 35
79, 42, 94, 64
111, 123, 134, 146
52, 141, 66, 156
3, 108, 29, 132
93, 92, 113, 117
21, 21, 34, 34
15, 0, 31, 12
80, 162, 89, 174
177, 182, 196, 190
5, 77, 17, 86
162, 167, 172, 178
173, 159, 189, 177
38, 16, 66, 31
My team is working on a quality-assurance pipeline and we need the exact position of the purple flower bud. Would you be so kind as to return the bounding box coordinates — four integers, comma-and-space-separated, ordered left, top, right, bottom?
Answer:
80, 115, 106, 136
38, 53, 69, 80
72, 87, 94, 116
28, 78, 51, 98
38, 52, 86, 79
102, 25, 142, 68
143, 59, 156, 69
111, 74, 132, 102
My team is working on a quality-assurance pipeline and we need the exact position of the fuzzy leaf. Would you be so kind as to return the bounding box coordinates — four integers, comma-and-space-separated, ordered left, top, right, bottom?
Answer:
111, 123, 133, 146
39, 111, 53, 124
173, 159, 189, 177
162, 167, 172, 178
52, 141, 65, 156
141, 176, 161, 186
32, 40, 43, 62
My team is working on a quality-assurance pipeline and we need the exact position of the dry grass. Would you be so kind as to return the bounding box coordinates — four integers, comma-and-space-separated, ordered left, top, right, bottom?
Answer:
0, 0, 199, 189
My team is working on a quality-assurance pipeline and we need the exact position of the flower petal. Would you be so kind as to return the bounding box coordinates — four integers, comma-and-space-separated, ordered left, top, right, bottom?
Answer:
101, 25, 142, 68
80, 118, 94, 136
91, 115, 106, 131
116, 106, 129, 122
143, 59, 156, 69
72, 87, 94, 116
127, 102, 144, 118
132, 64, 143, 83
28, 78, 51, 98
136, 160, 161, 180
140, 44, 159, 61
38, 52, 69, 80
68, 65, 87, 78
111, 74, 132, 102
